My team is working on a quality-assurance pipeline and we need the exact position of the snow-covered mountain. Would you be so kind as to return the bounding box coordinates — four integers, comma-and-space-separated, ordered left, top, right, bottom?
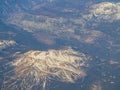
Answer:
0, 40, 16, 50
3, 48, 90, 90
87, 2, 120, 22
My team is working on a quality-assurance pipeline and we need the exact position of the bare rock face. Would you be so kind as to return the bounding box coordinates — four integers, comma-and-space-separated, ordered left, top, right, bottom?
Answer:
2, 48, 90, 90
0, 40, 16, 50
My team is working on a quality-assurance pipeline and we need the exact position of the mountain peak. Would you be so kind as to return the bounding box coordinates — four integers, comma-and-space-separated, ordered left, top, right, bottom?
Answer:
3, 48, 89, 90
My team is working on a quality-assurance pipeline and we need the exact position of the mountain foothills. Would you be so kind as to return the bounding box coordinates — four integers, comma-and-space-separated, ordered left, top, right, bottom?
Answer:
0, 1, 120, 46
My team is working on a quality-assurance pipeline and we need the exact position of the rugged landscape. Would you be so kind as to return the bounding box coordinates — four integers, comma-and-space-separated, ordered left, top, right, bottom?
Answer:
2, 48, 89, 90
0, 0, 120, 90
